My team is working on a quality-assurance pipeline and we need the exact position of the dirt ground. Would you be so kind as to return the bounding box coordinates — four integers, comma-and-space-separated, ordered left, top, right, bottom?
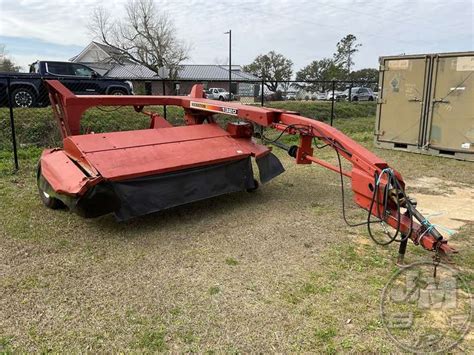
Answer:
410, 176, 473, 232
0, 119, 473, 352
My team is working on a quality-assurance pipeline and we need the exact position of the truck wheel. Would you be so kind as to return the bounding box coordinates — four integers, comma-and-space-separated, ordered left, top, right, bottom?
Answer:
219, 96, 225, 101
368, 96, 374, 101
37, 163, 64, 209
109, 89, 127, 95
352, 96, 359, 101
12, 87, 36, 107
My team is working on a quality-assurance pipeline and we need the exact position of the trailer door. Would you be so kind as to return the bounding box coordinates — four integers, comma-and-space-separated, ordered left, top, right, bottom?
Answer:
426, 55, 474, 153
376, 57, 430, 146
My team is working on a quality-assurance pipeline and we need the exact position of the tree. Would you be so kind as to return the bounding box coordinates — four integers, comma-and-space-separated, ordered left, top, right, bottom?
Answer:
243, 51, 293, 92
349, 68, 379, 86
0, 45, 21, 72
333, 34, 361, 74
89, 0, 189, 78
297, 35, 377, 92
295, 58, 346, 91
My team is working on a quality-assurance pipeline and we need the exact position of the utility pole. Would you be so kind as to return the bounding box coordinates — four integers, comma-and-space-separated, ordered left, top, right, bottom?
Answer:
225, 29, 232, 98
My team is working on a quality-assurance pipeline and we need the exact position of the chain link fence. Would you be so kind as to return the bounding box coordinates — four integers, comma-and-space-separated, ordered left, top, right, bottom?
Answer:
0, 74, 377, 171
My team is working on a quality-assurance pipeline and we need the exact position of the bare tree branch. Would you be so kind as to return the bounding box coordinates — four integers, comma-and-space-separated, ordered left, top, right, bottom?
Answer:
88, 0, 189, 78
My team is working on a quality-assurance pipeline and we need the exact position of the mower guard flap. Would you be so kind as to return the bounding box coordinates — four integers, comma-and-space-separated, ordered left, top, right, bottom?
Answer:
112, 157, 257, 221
256, 152, 285, 183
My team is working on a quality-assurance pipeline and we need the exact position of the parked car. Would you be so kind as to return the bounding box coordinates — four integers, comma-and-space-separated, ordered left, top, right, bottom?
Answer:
205, 87, 234, 101
295, 89, 313, 101
312, 92, 327, 101
326, 90, 343, 101
337, 87, 376, 101
0, 61, 133, 107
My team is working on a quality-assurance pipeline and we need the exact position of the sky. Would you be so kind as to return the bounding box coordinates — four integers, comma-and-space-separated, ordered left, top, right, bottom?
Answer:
0, 0, 472, 73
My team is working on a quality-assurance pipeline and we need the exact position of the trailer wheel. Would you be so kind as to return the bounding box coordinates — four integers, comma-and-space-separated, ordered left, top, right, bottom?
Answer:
36, 164, 65, 209
12, 87, 36, 107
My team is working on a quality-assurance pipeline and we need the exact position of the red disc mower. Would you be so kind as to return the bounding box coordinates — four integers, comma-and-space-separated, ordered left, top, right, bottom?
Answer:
37, 80, 455, 262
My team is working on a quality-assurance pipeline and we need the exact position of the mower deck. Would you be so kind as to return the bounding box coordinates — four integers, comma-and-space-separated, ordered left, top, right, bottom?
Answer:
64, 123, 269, 180
39, 114, 284, 220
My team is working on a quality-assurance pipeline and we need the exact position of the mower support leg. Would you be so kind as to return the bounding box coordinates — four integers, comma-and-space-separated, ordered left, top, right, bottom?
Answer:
397, 236, 408, 267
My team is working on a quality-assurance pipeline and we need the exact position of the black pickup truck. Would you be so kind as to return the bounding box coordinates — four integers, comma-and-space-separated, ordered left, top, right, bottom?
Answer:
0, 61, 133, 107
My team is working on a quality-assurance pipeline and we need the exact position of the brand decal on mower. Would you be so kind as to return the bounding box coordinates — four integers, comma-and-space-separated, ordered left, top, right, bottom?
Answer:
190, 101, 238, 116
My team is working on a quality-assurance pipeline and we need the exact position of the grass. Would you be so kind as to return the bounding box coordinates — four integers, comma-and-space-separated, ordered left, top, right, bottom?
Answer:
225, 257, 239, 266
314, 327, 337, 343
134, 328, 167, 352
266, 100, 376, 121
209, 286, 220, 295
0, 336, 13, 353
0, 105, 473, 352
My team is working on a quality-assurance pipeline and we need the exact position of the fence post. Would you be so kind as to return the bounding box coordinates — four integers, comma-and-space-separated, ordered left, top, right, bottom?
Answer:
261, 79, 265, 106
348, 82, 353, 102
330, 80, 335, 126
162, 79, 167, 119
6, 77, 19, 171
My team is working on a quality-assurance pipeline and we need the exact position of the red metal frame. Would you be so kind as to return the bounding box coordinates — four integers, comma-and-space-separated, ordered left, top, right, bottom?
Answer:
44, 80, 455, 256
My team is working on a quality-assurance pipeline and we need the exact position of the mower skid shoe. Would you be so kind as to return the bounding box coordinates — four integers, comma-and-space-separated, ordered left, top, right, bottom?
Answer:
112, 158, 257, 221
256, 152, 285, 183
